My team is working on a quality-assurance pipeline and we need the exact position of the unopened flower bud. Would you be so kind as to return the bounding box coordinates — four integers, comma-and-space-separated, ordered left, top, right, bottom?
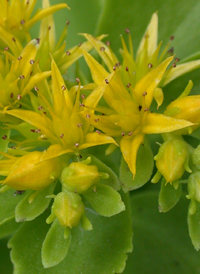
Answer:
61, 161, 101, 194
154, 139, 190, 183
192, 145, 200, 170
4, 151, 61, 190
51, 192, 85, 228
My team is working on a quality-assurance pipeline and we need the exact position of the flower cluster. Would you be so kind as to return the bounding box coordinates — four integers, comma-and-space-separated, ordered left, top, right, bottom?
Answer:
1, 1, 200, 268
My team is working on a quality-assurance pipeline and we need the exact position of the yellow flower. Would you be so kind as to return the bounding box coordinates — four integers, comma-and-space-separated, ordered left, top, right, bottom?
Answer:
0, 0, 68, 53
83, 51, 194, 178
4, 58, 117, 161
0, 39, 51, 122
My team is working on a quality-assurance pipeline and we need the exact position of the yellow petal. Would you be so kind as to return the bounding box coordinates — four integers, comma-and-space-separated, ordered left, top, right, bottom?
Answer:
0, 27, 23, 56
25, 3, 69, 30
142, 112, 194, 134
153, 87, 164, 109
51, 58, 73, 116
78, 132, 118, 150
136, 13, 158, 60
163, 60, 200, 86
0, 159, 16, 176
81, 33, 118, 72
134, 56, 173, 107
40, 144, 73, 162
120, 134, 144, 178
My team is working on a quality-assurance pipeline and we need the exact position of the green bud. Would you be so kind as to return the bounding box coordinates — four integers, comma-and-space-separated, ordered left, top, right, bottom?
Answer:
192, 145, 200, 170
51, 192, 85, 229
61, 160, 103, 194
154, 139, 189, 183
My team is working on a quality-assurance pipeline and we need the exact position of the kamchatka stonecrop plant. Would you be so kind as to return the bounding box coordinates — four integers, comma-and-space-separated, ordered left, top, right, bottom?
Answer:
1, 1, 200, 273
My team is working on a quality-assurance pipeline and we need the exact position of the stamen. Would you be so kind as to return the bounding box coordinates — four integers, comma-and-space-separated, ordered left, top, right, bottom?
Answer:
77, 123, 82, 127
170, 35, 175, 40
10, 93, 14, 98
81, 94, 85, 99
127, 83, 131, 88
106, 41, 111, 46
34, 86, 39, 91
17, 95, 22, 100
75, 143, 79, 147
105, 79, 109, 84
96, 130, 101, 134
76, 77, 80, 83
19, 75, 25, 79
125, 28, 130, 34
29, 60, 35, 65
66, 51, 71, 56
172, 63, 176, 68
79, 103, 85, 107
95, 118, 99, 122
17, 56, 22, 60
2, 135, 7, 140
60, 134, 64, 138
35, 129, 41, 133
100, 47, 105, 51
148, 63, 153, 68
78, 42, 82, 47
175, 57, 180, 62
86, 114, 91, 118
121, 132, 125, 136
36, 38, 40, 44
38, 106, 43, 110
66, 20, 70, 25
125, 66, 129, 71
12, 37, 16, 42
128, 132, 133, 136
138, 105, 142, 111
4, 47, 9, 51
144, 108, 149, 112
61, 85, 66, 90
20, 20, 25, 25
30, 129, 35, 132
143, 91, 147, 96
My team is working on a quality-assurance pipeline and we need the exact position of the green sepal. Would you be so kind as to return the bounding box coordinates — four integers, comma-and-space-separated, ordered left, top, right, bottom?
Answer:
83, 183, 125, 217
188, 200, 200, 251
42, 218, 71, 268
89, 154, 120, 190
0, 218, 21, 239
120, 138, 154, 192
15, 183, 56, 222
0, 189, 27, 225
159, 179, 182, 212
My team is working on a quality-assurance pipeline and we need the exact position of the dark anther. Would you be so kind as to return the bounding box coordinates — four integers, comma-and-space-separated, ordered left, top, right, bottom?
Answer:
143, 91, 147, 96
76, 77, 80, 83
106, 41, 111, 46
138, 105, 142, 111
81, 94, 85, 99
38, 106, 43, 110
172, 63, 176, 68
20, 19, 25, 25
74, 143, 79, 147
14, 190, 25, 196
125, 28, 130, 34
127, 83, 131, 88
10, 93, 14, 98
170, 35, 175, 40
60, 134, 64, 138
19, 75, 25, 79
34, 86, 39, 91
121, 132, 125, 137
66, 20, 70, 25
77, 123, 82, 127
100, 46, 105, 51
35, 129, 41, 133
125, 66, 129, 71
168, 47, 174, 54
17, 95, 22, 100
144, 108, 149, 112
36, 38, 40, 44
29, 59, 35, 65
105, 79, 109, 84
12, 37, 16, 42
4, 47, 9, 51
61, 85, 66, 90
66, 51, 71, 55
128, 132, 133, 136
30, 129, 35, 132
95, 118, 99, 122
148, 63, 153, 68
86, 114, 91, 118
17, 56, 22, 60
2, 135, 7, 140
96, 130, 101, 134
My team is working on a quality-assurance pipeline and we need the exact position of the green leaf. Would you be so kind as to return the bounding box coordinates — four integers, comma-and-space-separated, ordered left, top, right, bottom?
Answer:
124, 191, 200, 274
158, 179, 182, 212
0, 189, 27, 225
0, 218, 21, 239
84, 183, 125, 217
0, 128, 10, 159
8, 193, 132, 274
0, 238, 13, 273
15, 183, 56, 222
89, 154, 120, 190
188, 200, 200, 251
120, 138, 154, 192
42, 219, 71, 268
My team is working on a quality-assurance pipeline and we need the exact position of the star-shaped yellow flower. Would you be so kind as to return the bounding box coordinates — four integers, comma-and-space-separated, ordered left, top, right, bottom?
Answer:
83, 51, 194, 178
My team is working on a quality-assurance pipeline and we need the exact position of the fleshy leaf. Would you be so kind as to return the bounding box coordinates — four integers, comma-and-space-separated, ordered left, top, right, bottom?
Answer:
88, 154, 120, 190
9, 193, 132, 274
188, 200, 200, 251
0, 218, 21, 239
83, 183, 125, 217
159, 179, 182, 212
15, 183, 56, 222
120, 138, 154, 192
0, 189, 27, 225
42, 218, 71, 268
124, 192, 200, 273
